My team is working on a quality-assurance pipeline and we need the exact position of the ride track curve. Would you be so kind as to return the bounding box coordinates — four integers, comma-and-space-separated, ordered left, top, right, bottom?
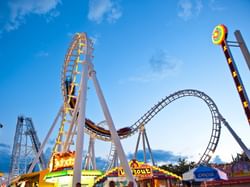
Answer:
59, 33, 221, 165
83, 89, 222, 164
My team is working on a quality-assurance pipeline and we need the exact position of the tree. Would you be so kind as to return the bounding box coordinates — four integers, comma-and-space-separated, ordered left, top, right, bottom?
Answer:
159, 158, 196, 176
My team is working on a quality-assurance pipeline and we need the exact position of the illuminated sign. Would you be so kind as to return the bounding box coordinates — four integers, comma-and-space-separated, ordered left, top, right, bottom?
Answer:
118, 167, 152, 177
118, 160, 152, 177
212, 24, 228, 45
50, 151, 75, 172
45, 169, 103, 179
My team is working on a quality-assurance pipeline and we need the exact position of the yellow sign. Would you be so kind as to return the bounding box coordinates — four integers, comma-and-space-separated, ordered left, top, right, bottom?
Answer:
50, 151, 75, 172
212, 24, 227, 45
118, 160, 152, 177
118, 167, 152, 177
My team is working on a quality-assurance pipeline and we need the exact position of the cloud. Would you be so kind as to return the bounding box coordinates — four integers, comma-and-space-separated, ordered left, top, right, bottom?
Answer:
150, 49, 178, 73
90, 33, 101, 45
3, 0, 61, 32
88, 0, 122, 24
92, 149, 188, 171
209, 0, 226, 11
0, 143, 11, 173
126, 49, 182, 83
177, 0, 203, 21
96, 156, 108, 170
35, 50, 49, 57
67, 32, 74, 38
45, 9, 60, 23
0, 143, 10, 149
127, 149, 187, 165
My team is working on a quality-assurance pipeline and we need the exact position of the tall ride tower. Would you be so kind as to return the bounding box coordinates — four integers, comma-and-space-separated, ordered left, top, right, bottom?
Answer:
8, 116, 46, 181
212, 24, 250, 126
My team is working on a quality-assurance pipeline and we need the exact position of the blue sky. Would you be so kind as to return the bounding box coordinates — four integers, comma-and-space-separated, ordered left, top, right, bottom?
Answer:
0, 0, 250, 173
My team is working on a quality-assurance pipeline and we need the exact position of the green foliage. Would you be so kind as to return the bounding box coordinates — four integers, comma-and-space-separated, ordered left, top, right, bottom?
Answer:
159, 158, 196, 176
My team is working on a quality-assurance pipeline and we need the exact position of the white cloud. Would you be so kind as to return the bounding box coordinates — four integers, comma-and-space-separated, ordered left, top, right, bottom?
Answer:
127, 149, 188, 165
209, 0, 226, 11
88, 0, 122, 24
4, 0, 61, 32
177, 0, 203, 21
126, 50, 182, 83
67, 32, 74, 38
90, 33, 101, 45
195, 0, 203, 15
45, 9, 60, 23
178, 0, 192, 21
36, 50, 49, 57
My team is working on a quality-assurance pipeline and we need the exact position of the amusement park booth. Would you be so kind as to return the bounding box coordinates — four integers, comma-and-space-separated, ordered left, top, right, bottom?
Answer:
44, 169, 103, 187
205, 160, 250, 187
10, 169, 53, 187
10, 151, 103, 187
9, 169, 103, 187
94, 160, 182, 187
43, 151, 103, 187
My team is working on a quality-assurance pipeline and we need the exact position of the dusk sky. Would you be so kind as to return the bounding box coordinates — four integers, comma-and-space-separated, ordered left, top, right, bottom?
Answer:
0, 0, 250, 173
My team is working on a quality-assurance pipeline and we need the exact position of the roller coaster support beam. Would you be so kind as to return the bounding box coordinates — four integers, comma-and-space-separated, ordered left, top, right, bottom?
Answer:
134, 130, 142, 159
84, 135, 96, 170
220, 115, 250, 160
134, 126, 155, 165
144, 128, 155, 166
90, 69, 137, 187
28, 107, 62, 173
72, 59, 89, 186
90, 136, 96, 170
234, 30, 250, 71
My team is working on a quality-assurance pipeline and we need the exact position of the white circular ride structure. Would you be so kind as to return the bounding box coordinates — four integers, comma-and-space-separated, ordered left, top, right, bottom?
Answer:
27, 32, 250, 186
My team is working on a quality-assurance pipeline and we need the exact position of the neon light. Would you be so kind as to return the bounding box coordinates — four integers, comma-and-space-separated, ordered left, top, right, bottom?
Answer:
45, 170, 103, 179
118, 160, 153, 177
212, 24, 228, 45
50, 151, 75, 172
237, 85, 243, 92
232, 71, 237, 77
223, 46, 227, 51
118, 167, 152, 177
243, 101, 248, 108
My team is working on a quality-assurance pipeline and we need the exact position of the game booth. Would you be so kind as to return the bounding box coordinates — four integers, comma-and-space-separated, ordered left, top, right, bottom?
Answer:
10, 151, 103, 187
94, 160, 182, 187
44, 151, 103, 187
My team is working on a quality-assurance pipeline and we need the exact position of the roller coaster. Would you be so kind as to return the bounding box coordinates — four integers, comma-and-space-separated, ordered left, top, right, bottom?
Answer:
8, 26, 250, 186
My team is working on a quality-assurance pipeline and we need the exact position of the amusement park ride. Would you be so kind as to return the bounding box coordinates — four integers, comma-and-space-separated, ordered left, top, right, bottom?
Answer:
5, 24, 250, 186
212, 24, 250, 126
